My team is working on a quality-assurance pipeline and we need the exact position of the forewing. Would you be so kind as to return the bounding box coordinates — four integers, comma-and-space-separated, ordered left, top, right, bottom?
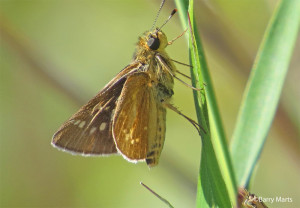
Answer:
52, 63, 141, 155
112, 72, 166, 167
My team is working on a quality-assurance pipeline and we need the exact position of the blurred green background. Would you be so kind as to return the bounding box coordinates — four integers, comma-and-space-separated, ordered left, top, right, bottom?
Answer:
1, 0, 299, 207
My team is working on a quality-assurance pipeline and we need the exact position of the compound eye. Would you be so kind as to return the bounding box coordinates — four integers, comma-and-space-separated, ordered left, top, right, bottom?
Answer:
147, 36, 160, 50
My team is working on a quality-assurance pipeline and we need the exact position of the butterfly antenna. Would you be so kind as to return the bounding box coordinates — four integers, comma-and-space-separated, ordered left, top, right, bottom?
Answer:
151, 0, 166, 31
157, 9, 177, 31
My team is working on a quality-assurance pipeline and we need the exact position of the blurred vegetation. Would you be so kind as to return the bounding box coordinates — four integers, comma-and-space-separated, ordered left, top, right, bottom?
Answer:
0, 0, 299, 207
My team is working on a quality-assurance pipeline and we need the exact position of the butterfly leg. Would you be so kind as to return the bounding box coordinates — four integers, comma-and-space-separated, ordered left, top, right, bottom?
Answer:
156, 56, 202, 91
176, 69, 191, 80
168, 59, 208, 88
163, 102, 206, 134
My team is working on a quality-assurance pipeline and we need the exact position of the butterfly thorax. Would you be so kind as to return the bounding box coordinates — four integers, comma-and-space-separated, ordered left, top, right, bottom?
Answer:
134, 29, 176, 102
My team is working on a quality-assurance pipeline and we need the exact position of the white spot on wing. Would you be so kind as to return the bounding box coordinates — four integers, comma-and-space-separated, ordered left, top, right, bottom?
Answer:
74, 120, 81, 125
78, 121, 86, 128
125, 134, 130, 141
99, 122, 107, 131
90, 127, 97, 135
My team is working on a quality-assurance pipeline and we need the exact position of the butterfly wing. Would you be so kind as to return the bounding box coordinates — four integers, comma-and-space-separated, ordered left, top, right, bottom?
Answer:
52, 63, 141, 155
112, 72, 166, 167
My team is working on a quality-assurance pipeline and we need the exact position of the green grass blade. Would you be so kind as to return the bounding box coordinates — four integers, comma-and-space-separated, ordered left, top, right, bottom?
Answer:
175, 0, 237, 207
231, 0, 300, 187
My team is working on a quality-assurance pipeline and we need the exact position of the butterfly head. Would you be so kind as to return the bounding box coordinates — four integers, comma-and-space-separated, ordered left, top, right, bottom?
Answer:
146, 28, 168, 51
